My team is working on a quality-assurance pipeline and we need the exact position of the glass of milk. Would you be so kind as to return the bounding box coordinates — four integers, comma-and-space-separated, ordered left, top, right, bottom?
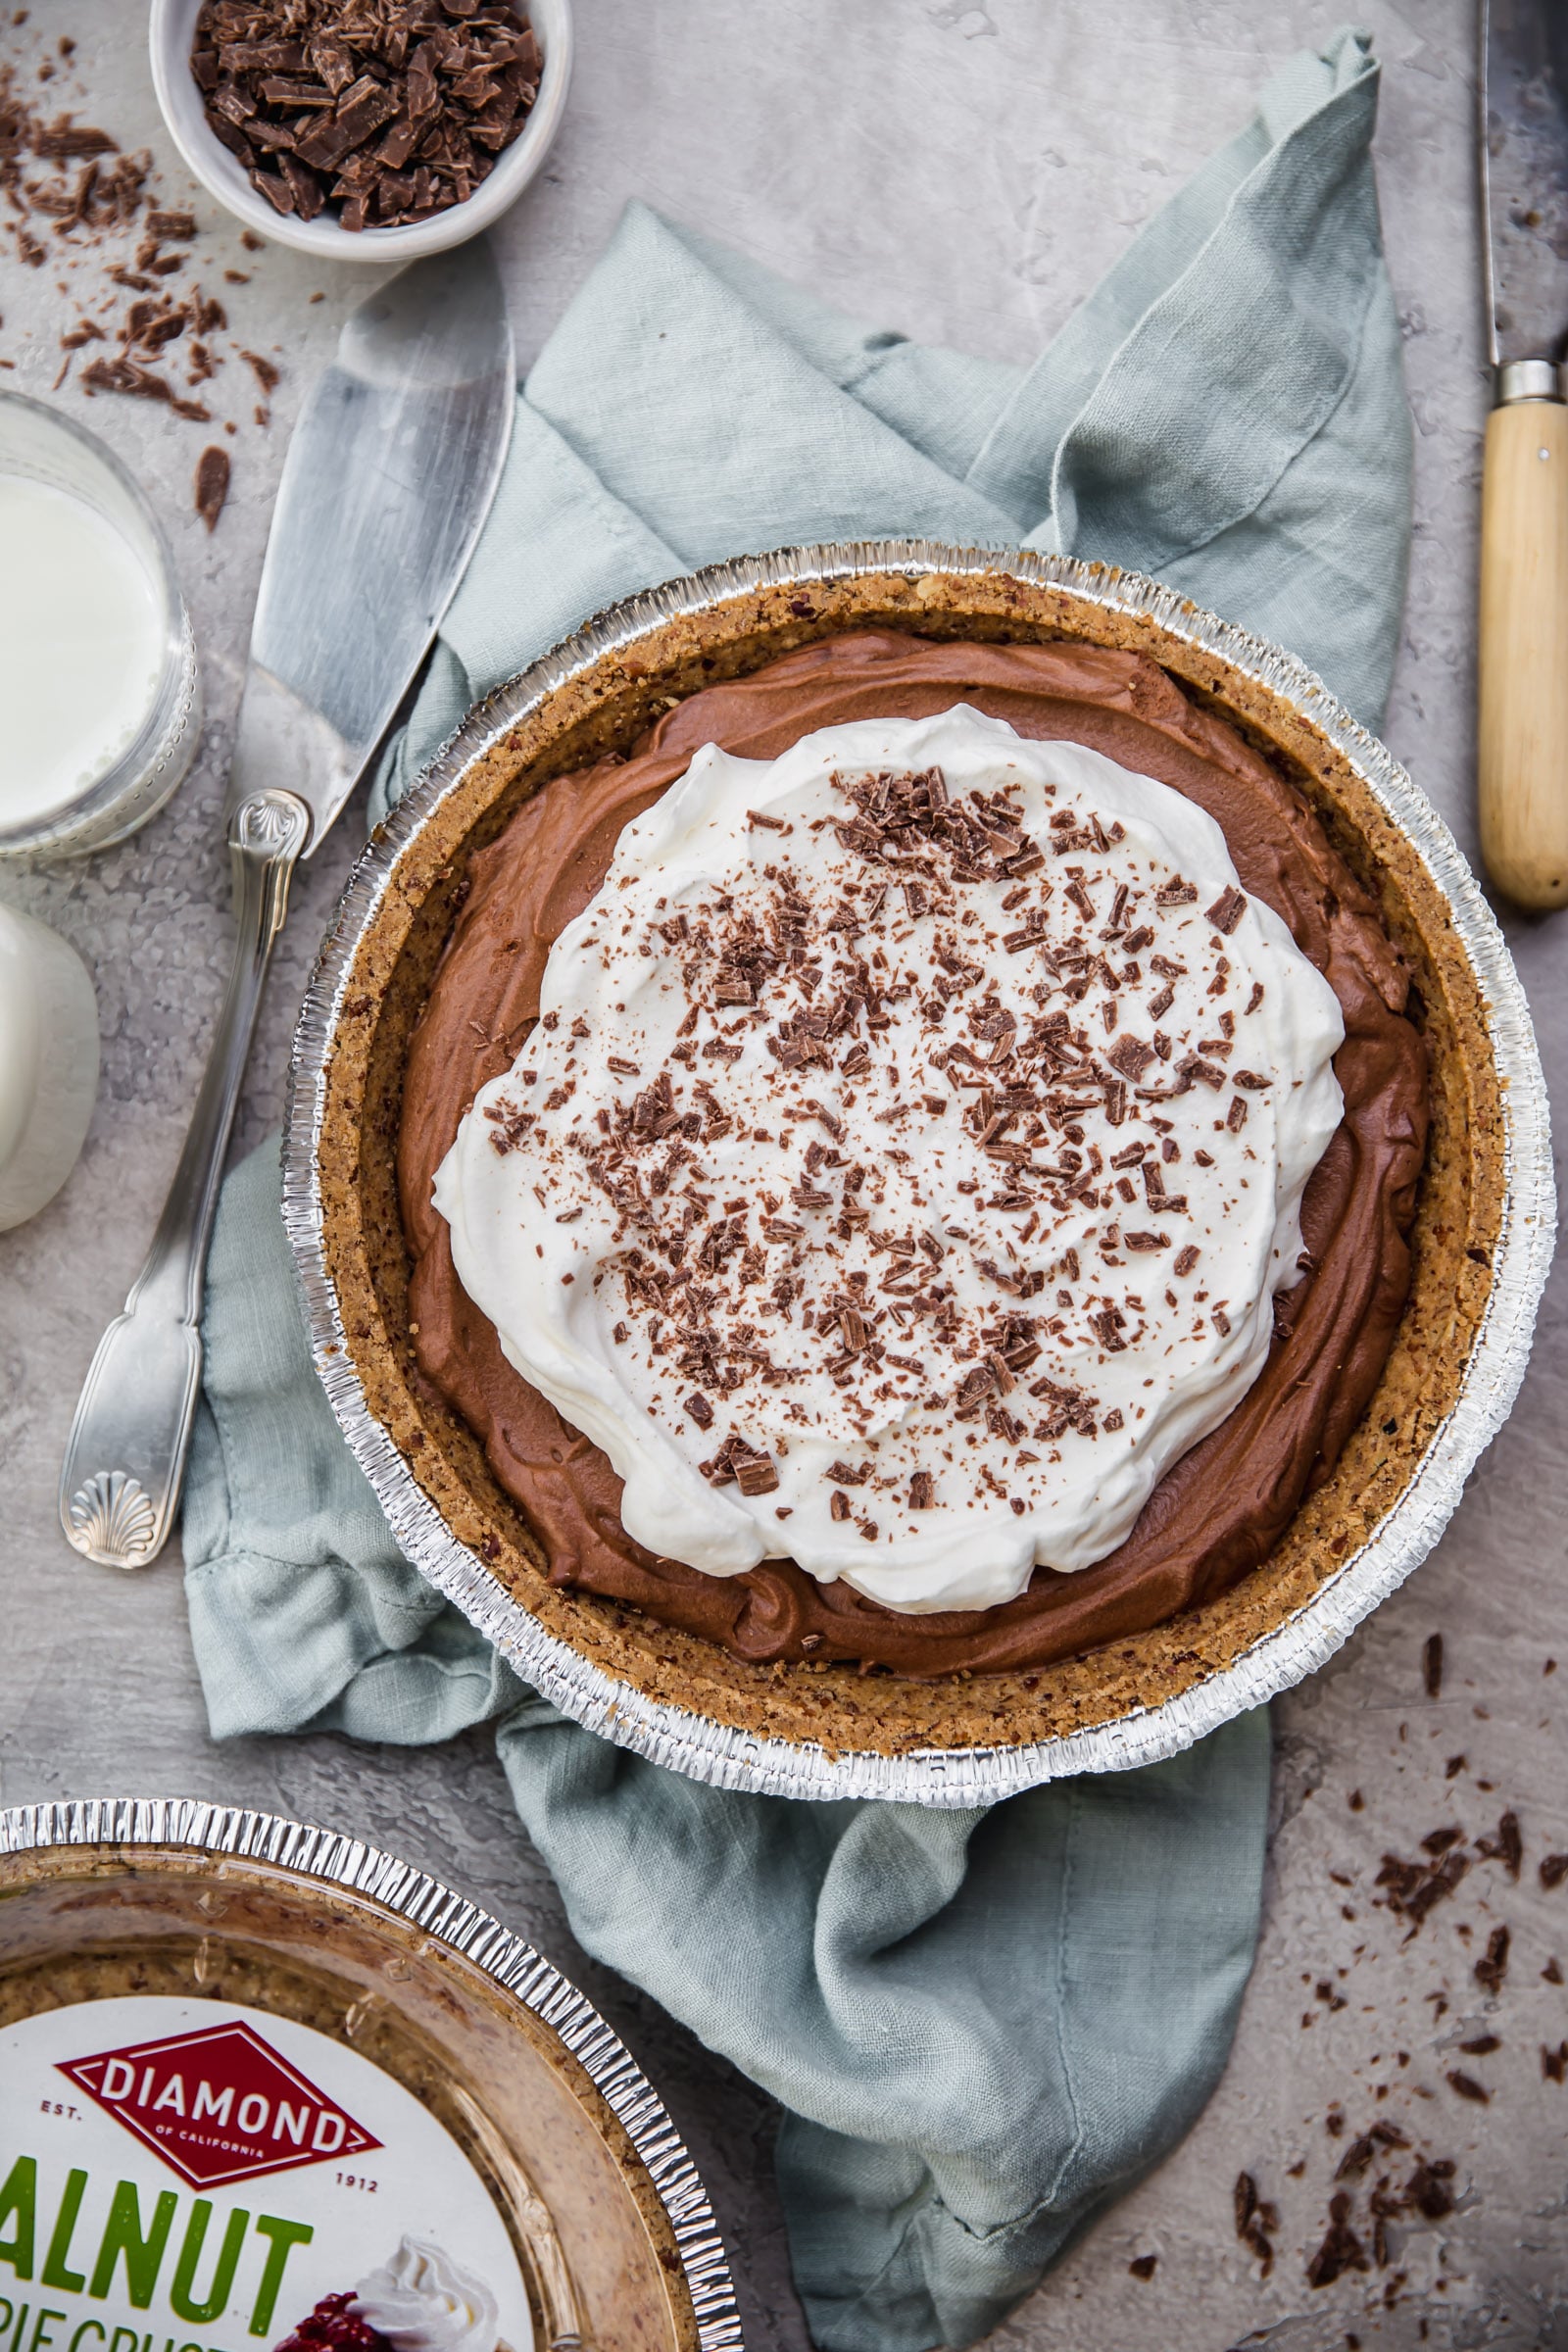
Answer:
0, 393, 201, 858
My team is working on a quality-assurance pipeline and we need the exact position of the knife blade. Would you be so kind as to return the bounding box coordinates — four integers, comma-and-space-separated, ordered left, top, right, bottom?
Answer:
1477, 0, 1568, 909
59, 241, 514, 1570
1481, 0, 1568, 378
227, 238, 514, 847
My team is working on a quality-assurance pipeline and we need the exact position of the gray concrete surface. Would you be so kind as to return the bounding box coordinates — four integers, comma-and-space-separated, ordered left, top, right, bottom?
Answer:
1, 2, 1565, 2344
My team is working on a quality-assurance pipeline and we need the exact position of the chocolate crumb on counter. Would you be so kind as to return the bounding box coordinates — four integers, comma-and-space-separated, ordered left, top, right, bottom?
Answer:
194, 441, 230, 528
1126, 2254, 1156, 2280
190, 0, 543, 231
1, 39, 280, 439
1305, 2192, 1368, 2287
1473, 1924, 1510, 1994
1476, 1807, 1523, 1879
1233, 2171, 1277, 2276
1422, 1630, 1444, 1698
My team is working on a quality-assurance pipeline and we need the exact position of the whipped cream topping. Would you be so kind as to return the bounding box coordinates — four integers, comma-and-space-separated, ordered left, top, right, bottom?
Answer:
352, 2236, 499, 2352
435, 706, 1345, 1614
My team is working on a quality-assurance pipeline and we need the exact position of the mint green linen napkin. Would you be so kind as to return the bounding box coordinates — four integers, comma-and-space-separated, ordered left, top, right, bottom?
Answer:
184, 28, 1410, 2347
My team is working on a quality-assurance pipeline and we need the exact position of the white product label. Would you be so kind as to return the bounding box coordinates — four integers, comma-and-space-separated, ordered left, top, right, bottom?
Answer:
0, 1997, 532, 2352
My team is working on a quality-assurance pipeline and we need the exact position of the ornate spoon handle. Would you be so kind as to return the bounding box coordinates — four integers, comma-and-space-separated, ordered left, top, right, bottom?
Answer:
59, 788, 312, 1569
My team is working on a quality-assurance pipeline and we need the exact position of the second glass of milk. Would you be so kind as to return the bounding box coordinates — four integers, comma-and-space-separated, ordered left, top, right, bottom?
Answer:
0, 393, 200, 858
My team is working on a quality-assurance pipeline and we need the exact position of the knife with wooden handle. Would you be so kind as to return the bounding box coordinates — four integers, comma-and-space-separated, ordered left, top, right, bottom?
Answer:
1478, 0, 1568, 909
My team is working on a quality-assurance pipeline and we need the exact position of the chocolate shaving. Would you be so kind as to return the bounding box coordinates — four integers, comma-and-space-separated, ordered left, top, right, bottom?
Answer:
1423, 1631, 1444, 1698
1474, 1924, 1510, 1994
193, 442, 230, 529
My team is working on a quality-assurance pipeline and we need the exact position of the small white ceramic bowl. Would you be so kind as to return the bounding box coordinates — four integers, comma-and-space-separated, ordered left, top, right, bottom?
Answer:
148, 0, 572, 263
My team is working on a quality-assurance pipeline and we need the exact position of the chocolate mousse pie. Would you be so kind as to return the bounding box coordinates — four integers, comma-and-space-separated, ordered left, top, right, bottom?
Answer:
315, 567, 1502, 1757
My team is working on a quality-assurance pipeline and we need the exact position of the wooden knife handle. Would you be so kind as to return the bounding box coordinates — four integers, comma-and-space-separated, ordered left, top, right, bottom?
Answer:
1479, 395, 1568, 910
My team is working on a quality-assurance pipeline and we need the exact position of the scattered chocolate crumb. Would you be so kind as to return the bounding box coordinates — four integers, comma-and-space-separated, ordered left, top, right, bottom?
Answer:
1544, 2040, 1568, 2082
1541, 1853, 1568, 1889
1306, 2193, 1367, 2288
1544, 1957, 1564, 1984
1375, 1838, 1469, 1932
0, 39, 276, 443
1473, 1924, 1510, 1995
1458, 2034, 1499, 2054
1126, 2254, 1156, 2280
240, 346, 279, 393
1477, 1809, 1522, 1879
1422, 1632, 1444, 1698
1233, 2172, 1277, 2276
193, 441, 230, 528
1446, 2069, 1490, 2103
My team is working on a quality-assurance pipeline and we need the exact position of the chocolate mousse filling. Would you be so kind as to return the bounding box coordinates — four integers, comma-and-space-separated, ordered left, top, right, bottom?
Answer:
398, 632, 1429, 1676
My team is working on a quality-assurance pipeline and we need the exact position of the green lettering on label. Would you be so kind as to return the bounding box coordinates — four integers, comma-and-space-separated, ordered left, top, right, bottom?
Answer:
88, 2186, 177, 2310
41, 2174, 88, 2294
27, 2306, 65, 2352
67, 2325, 105, 2352
0, 2163, 36, 2282
9, 2308, 29, 2352
245, 2221, 312, 2340
169, 2208, 248, 2328
103, 2328, 138, 2352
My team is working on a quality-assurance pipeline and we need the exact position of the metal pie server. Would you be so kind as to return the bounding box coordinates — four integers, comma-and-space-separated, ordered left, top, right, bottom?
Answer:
60, 239, 514, 1569
1478, 0, 1568, 907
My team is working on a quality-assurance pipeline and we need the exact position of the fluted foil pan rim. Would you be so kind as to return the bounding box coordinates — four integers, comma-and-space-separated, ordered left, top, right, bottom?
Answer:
281, 540, 1555, 1806
0, 1793, 743, 2352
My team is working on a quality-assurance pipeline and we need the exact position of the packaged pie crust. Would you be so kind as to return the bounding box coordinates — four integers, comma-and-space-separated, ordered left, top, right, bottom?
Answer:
0, 1801, 741, 2352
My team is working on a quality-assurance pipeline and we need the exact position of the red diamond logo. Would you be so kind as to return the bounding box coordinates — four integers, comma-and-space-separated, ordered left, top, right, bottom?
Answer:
58, 2020, 382, 2188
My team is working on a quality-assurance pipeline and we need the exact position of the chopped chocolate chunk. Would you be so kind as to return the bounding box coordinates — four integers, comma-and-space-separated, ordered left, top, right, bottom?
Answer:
734, 1452, 779, 1497
909, 1470, 935, 1509
1204, 885, 1247, 934
1173, 1245, 1200, 1277
1154, 877, 1198, 906
1541, 1852, 1568, 1889
193, 441, 229, 530
189, 0, 542, 230
830, 1489, 852, 1522
684, 1391, 713, 1430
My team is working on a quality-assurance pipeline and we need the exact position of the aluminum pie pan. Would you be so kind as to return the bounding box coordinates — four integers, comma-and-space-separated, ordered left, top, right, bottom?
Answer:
0, 1793, 743, 2352
283, 539, 1554, 1807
